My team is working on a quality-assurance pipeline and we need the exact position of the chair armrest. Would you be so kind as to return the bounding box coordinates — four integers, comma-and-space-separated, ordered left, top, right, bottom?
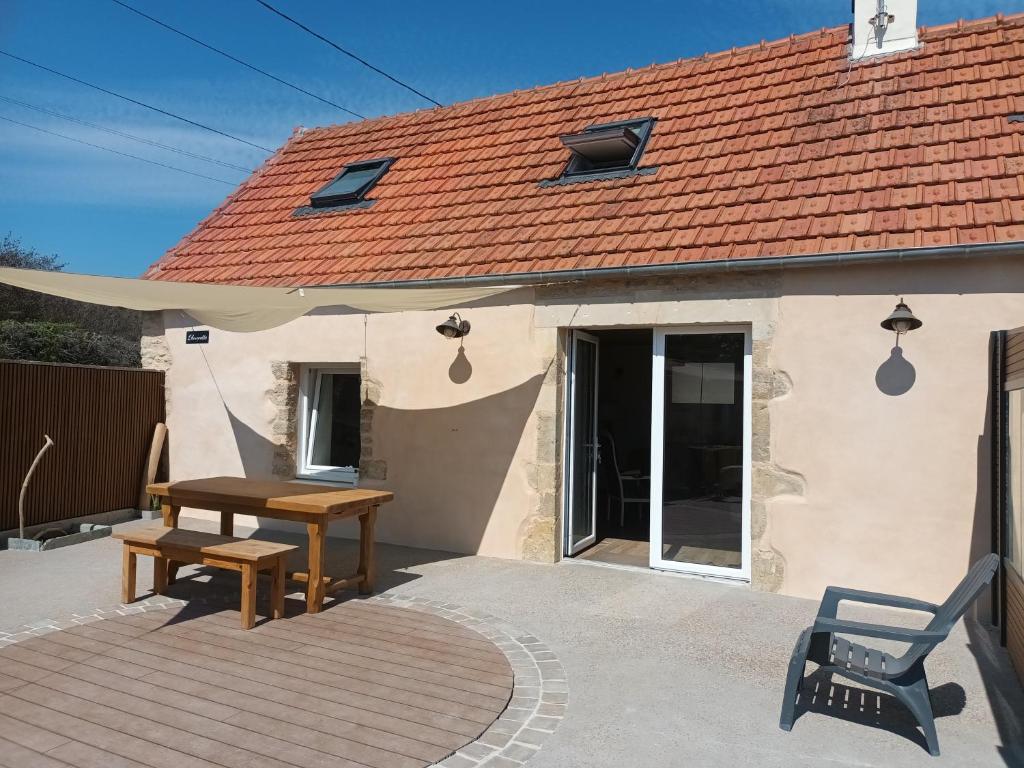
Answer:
817, 586, 940, 619
813, 617, 946, 644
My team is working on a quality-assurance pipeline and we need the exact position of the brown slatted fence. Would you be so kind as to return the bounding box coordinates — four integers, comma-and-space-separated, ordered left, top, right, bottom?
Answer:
1009, 566, 1024, 683
0, 360, 164, 531
998, 328, 1024, 687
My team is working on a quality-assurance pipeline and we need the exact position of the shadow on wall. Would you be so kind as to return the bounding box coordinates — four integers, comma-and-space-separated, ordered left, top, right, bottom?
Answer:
875, 346, 916, 396
369, 373, 547, 554
215, 371, 546, 556
225, 407, 275, 477
449, 344, 472, 384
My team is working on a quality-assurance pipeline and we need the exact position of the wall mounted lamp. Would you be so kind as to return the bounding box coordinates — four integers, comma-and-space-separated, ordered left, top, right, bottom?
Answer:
436, 313, 471, 339
880, 298, 922, 346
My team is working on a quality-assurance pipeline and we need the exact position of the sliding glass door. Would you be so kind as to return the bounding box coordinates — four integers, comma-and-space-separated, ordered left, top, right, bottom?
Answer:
650, 327, 751, 579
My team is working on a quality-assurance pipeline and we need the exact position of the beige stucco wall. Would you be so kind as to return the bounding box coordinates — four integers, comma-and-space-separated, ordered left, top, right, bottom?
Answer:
769, 258, 1024, 603
146, 255, 1024, 603
154, 291, 558, 559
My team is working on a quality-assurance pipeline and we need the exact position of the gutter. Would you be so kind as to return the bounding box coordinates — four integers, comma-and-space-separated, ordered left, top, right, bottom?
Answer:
311, 241, 1024, 289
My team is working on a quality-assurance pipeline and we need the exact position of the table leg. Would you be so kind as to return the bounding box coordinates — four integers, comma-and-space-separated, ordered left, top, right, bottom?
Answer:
220, 510, 233, 537
240, 563, 256, 630
122, 546, 136, 604
306, 521, 327, 613
161, 502, 181, 585
357, 506, 377, 595
271, 557, 285, 620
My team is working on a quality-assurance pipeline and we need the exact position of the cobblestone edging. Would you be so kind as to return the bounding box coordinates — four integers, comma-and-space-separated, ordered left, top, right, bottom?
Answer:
374, 593, 567, 768
0, 593, 567, 767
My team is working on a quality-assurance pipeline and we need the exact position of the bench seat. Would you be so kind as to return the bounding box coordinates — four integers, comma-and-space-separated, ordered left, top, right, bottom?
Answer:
114, 524, 297, 629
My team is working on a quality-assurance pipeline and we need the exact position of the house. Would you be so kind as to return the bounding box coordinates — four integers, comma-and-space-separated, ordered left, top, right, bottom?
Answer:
141, 0, 1024, 626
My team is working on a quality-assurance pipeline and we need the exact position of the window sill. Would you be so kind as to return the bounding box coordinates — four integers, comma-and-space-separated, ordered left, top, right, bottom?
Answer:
294, 475, 358, 488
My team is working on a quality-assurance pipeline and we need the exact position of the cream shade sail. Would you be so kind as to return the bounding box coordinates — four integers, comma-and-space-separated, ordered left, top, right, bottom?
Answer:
0, 267, 522, 332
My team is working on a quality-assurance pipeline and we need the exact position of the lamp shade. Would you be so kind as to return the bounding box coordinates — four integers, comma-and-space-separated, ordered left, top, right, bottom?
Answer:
880, 300, 922, 334
436, 313, 470, 339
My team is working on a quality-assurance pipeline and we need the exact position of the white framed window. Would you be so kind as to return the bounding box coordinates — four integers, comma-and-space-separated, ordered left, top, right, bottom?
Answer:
297, 365, 361, 485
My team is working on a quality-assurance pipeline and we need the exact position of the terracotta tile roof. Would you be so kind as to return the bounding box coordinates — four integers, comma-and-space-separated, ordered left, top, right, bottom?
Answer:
145, 14, 1024, 286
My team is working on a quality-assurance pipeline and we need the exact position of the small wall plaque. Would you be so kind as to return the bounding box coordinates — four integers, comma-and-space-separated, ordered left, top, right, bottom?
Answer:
186, 330, 210, 344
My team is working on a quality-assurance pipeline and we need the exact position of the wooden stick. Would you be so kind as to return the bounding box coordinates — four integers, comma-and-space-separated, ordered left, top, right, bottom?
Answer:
18, 434, 54, 540
138, 423, 167, 511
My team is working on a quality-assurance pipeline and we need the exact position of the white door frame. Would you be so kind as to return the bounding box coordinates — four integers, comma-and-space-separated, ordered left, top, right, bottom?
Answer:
649, 325, 752, 581
564, 330, 600, 555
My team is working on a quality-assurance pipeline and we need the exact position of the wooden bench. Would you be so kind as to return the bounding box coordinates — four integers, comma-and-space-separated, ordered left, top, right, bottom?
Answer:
114, 525, 298, 629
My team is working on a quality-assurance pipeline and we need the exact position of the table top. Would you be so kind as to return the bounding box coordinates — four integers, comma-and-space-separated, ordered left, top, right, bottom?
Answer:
147, 476, 393, 517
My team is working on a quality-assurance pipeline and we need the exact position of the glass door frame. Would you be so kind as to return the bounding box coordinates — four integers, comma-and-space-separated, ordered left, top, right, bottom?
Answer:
563, 330, 600, 556
649, 325, 753, 581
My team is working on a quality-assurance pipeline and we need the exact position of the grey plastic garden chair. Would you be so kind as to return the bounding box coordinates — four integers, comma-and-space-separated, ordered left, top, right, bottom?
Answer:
779, 553, 999, 756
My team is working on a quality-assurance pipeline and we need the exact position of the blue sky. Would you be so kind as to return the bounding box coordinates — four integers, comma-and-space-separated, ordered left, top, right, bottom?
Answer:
2, 0, 1021, 276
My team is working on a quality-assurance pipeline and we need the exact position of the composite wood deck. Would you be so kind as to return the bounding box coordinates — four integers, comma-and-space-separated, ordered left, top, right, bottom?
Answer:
0, 599, 513, 768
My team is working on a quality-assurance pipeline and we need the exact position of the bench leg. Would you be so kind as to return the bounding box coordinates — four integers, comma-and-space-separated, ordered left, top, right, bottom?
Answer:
220, 510, 233, 537
153, 556, 168, 595
240, 563, 257, 630
357, 506, 377, 595
121, 546, 137, 604
271, 556, 286, 620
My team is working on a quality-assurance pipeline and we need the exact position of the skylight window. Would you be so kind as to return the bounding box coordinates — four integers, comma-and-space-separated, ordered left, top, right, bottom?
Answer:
558, 117, 654, 179
309, 157, 393, 209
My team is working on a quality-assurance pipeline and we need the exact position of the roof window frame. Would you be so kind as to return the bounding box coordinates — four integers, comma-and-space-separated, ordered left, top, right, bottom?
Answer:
556, 117, 656, 181
308, 156, 395, 210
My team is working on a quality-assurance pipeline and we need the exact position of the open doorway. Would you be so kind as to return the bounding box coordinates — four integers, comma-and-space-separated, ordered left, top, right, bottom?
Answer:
564, 325, 752, 579
566, 329, 653, 567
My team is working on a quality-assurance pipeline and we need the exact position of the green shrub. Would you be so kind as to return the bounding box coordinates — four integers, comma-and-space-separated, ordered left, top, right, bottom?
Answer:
0, 320, 140, 367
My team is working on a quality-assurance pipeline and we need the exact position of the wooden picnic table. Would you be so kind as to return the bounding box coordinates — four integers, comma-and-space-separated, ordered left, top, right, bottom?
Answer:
146, 476, 394, 613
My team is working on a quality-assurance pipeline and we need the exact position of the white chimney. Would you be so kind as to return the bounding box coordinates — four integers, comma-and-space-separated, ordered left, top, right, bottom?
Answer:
850, 0, 919, 60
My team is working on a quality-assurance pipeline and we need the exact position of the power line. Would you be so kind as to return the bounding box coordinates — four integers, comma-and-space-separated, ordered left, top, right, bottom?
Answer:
0, 94, 252, 173
109, 0, 365, 120
0, 49, 274, 153
0, 113, 237, 185
253, 0, 442, 108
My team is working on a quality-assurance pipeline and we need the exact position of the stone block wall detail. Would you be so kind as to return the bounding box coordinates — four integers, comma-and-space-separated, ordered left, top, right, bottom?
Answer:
268, 358, 385, 482
269, 361, 300, 480
140, 311, 172, 423
140, 311, 171, 372
358, 357, 386, 481
750, 337, 800, 593
519, 334, 564, 563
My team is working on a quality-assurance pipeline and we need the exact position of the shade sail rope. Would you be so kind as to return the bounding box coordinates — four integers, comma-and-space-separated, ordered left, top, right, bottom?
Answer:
0, 267, 522, 332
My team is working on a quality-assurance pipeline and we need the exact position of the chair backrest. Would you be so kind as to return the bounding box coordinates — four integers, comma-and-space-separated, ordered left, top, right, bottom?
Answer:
929, 553, 1000, 631
599, 429, 624, 500
904, 553, 999, 663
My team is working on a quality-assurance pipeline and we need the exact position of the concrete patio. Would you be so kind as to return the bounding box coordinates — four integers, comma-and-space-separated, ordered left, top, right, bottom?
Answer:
2, 518, 1023, 768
